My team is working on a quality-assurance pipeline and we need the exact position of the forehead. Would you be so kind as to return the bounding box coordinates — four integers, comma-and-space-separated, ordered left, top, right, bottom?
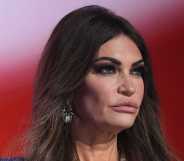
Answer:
96, 34, 143, 64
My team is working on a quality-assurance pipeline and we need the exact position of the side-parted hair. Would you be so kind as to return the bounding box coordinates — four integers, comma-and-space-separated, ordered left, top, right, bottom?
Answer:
27, 5, 177, 161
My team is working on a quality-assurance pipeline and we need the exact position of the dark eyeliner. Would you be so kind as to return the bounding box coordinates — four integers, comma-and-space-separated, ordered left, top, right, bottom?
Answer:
131, 65, 145, 77
92, 63, 117, 75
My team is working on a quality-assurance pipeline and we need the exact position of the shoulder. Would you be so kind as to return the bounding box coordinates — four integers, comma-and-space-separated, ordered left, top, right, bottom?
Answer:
0, 158, 24, 161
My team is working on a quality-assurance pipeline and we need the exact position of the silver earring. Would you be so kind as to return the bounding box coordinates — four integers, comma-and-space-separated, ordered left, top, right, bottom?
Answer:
62, 99, 74, 123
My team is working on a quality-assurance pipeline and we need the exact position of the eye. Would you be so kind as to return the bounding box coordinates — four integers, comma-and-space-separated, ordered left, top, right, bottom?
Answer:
131, 66, 145, 77
92, 63, 117, 75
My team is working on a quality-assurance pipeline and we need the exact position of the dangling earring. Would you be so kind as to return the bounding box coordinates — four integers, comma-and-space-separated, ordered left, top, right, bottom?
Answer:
62, 99, 74, 123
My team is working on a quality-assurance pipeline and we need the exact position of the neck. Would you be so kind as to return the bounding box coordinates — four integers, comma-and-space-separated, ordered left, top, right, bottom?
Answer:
71, 117, 119, 161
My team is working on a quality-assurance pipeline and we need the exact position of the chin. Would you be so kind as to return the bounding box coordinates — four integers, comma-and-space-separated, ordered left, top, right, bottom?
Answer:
105, 114, 137, 132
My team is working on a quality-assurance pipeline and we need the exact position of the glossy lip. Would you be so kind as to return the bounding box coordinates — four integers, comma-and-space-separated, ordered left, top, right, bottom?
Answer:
111, 102, 138, 114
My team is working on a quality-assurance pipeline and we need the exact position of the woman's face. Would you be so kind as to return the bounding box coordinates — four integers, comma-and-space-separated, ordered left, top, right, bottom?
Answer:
74, 34, 145, 132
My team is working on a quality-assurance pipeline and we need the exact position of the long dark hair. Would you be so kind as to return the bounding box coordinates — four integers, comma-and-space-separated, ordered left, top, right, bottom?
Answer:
27, 5, 177, 161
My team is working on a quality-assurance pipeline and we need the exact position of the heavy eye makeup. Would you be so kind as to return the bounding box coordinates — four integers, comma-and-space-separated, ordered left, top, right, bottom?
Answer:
91, 56, 145, 77
130, 65, 145, 77
91, 63, 119, 75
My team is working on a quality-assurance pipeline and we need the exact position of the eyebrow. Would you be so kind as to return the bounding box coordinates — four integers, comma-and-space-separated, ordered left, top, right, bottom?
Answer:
132, 59, 144, 68
93, 56, 144, 67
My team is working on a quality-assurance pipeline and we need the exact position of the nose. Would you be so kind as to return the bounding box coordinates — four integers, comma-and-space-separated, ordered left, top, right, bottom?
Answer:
117, 74, 136, 97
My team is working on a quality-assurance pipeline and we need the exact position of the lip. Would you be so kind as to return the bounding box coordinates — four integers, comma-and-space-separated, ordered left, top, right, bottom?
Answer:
111, 102, 138, 113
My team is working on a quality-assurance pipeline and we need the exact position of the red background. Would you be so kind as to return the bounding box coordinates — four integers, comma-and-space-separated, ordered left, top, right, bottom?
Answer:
0, 1, 183, 160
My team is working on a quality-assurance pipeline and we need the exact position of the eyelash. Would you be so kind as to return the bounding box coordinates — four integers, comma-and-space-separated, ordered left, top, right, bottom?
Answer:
92, 64, 116, 75
130, 66, 145, 77
92, 63, 145, 77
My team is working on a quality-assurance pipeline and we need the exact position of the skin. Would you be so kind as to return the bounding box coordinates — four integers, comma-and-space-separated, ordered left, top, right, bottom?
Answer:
72, 34, 145, 161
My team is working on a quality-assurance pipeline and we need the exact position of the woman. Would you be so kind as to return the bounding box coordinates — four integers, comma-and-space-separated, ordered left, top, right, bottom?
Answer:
24, 5, 177, 161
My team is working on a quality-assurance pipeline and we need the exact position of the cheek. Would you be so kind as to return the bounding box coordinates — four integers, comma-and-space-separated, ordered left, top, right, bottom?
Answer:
74, 77, 111, 120
134, 79, 144, 105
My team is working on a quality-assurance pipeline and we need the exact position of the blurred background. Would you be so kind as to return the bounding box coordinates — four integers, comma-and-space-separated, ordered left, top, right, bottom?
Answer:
0, 0, 184, 159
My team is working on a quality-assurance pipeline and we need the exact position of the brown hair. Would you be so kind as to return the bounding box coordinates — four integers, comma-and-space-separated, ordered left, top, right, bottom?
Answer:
27, 5, 177, 161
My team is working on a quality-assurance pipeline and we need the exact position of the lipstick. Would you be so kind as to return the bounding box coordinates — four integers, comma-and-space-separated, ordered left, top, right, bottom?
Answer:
111, 102, 138, 113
